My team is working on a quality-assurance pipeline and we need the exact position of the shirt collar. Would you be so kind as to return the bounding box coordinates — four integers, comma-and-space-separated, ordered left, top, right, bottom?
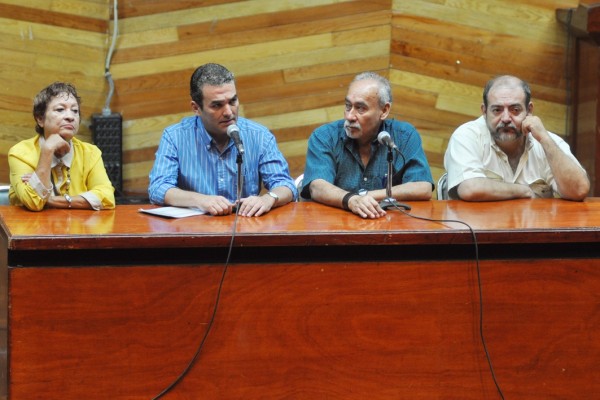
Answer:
195, 117, 211, 146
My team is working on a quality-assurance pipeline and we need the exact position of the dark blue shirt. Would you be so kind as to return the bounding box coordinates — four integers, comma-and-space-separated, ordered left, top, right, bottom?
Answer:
301, 119, 433, 198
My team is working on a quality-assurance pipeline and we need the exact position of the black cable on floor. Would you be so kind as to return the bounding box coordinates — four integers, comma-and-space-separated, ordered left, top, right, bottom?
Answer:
395, 205, 505, 400
151, 207, 240, 399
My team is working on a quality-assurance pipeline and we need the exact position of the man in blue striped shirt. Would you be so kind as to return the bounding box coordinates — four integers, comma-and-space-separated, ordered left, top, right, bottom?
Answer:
148, 63, 297, 216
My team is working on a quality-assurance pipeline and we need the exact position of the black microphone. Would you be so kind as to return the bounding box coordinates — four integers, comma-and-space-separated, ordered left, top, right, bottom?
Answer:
227, 124, 244, 155
377, 131, 399, 152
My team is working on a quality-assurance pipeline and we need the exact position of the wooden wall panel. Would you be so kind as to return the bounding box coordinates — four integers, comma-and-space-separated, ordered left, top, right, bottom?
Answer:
0, 0, 109, 183
391, 0, 581, 195
0, 0, 584, 200
111, 0, 393, 195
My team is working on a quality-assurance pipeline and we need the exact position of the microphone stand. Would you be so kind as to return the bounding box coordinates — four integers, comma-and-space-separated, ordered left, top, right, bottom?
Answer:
379, 147, 411, 211
236, 152, 244, 207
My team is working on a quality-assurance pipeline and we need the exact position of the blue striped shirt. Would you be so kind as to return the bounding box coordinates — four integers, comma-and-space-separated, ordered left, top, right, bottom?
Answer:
148, 116, 297, 204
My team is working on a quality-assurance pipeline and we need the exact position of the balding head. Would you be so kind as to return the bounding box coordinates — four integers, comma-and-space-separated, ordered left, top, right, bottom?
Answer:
483, 75, 531, 109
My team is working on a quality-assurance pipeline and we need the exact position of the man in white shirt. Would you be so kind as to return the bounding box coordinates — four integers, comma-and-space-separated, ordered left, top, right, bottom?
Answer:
444, 75, 589, 201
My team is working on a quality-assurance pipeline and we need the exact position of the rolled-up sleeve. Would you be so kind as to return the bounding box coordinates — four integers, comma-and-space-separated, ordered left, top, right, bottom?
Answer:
148, 129, 180, 205
258, 133, 298, 199
301, 125, 339, 199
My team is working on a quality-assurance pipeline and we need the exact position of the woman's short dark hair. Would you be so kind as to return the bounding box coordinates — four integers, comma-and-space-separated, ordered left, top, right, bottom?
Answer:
33, 82, 81, 135
190, 63, 235, 109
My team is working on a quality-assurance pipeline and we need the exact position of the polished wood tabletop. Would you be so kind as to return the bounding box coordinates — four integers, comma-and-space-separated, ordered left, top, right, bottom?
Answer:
2, 199, 600, 399
1, 198, 600, 250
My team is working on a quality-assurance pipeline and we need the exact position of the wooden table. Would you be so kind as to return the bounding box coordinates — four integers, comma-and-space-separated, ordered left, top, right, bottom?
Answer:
1, 199, 599, 399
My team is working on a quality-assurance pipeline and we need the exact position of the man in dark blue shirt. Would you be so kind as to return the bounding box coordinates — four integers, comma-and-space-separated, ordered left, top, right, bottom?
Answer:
301, 72, 433, 219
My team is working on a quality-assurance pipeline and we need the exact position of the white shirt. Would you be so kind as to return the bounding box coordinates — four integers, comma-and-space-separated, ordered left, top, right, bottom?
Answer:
444, 116, 583, 199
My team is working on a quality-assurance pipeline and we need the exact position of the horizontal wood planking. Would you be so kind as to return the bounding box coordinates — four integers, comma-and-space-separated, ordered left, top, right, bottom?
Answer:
116, 0, 367, 34
393, 0, 576, 47
390, 0, 579, 195
0, 17, 107, 48
116, 0, 240, 19
390, 20, 566, 89
113, 6, 391, 56
110, 1, 393, 195
0, 1, 109, 187
0, 0, 581, 198
110, 31, 391, 79
0, 2, 107, 30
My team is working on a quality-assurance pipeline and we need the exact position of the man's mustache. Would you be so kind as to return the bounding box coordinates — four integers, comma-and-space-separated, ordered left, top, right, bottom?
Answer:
497, 123, 519, 133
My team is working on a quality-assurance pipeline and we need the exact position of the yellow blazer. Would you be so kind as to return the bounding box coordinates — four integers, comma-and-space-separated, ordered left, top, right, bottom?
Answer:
8, 135, 115, 211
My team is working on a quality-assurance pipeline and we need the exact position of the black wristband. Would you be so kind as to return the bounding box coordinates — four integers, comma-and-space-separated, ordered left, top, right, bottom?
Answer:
342, 192, 357, 211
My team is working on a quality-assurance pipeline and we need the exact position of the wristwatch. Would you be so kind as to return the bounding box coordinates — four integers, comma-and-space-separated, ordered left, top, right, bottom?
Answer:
267, 191, 279, 203
64, 193, 72, 208
342, 192, 357, 211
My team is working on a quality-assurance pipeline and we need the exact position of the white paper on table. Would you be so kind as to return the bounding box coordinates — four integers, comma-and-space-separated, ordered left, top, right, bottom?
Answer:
138, 206, 206, 218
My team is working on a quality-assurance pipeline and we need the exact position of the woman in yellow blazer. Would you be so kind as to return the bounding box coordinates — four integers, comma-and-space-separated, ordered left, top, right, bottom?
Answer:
8, 82, 115, 211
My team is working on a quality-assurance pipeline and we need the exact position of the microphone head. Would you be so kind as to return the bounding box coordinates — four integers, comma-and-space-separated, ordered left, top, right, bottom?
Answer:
227, 124, 240, 137
377, 131, 391, 145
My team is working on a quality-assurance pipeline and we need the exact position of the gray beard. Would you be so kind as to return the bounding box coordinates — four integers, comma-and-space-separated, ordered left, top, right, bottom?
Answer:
493, 128, 523, 143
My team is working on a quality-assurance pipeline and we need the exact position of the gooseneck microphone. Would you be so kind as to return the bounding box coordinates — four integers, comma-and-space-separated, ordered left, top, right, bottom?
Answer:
377, 131, 399, 152
377, 130, 410, 211
227, 124, 245, 155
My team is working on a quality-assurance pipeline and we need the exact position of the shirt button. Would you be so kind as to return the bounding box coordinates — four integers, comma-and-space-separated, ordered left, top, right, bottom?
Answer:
363, 177, 368, 182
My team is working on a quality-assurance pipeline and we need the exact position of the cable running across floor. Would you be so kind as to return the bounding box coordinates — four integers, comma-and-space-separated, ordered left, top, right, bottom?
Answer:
393, 205, 505, 400
151, 206, 241, 399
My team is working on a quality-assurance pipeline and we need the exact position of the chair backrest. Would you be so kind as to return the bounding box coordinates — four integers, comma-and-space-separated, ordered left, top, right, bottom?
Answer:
437, 173, 448, 200
294, 174, 305, 201
0, 185, 10, 205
